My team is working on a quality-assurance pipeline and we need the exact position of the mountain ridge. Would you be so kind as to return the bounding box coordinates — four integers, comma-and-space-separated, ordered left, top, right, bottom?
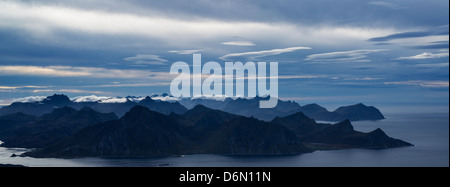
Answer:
25, 105, 312, 158
1, 94, 386, 122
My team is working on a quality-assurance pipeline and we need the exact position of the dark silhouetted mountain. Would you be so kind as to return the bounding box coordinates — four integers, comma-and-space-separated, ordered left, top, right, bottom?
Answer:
298, 104, 341, 121
179, 105, 310, 155
178, 97, 232, 110
298, 103, 385, 121
69, 100, 137, 118
334, 103, 385, 121
1, 94, 386, 122
179, 97, 385, 122
0, 94, 72, 117
180, 96, 302, 121
0, 113, 37, 133
138, 96, 187, 115
176, 105, 241, 143
25, 105, 311, 158
205, 117, 310, 155
0, 107, 117, 148
42, 94, 72, 106
0, 94, 189, 118
25, 106, 187, 158
271, 113, 412, 149
302, 120, 413, 149
182, 105, 238, 124
271, 111, 329, 138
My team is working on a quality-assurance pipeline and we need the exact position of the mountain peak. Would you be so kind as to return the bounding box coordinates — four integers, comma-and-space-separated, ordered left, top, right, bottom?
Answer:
42, 94, 71, 106
333, 119, 354, 134
139, 96, 154, 103
334, 103, 385, 121
183, 105, 215, 116
192, 104, 210, 111
125, 105, 151, 115
302, 103, 327, 111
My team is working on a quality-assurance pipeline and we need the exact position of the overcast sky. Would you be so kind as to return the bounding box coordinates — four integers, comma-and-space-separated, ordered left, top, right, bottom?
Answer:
0, 0, 448, 111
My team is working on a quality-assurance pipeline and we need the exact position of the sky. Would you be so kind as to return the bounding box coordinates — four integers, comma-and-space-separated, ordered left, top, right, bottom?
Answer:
0, 0, 448, 112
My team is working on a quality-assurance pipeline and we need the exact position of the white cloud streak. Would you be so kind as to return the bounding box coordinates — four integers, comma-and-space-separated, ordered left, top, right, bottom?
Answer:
0, 86, 18, 90
220, 47, 311, 61
368, 2, 402, 9
343, 77, 382, 81
385, 81, 449, 88
414, 63, 449, 68
306, 49, 386, 63
32, 89, 105, 94
12, 96, 47, 103
0, 65, 175, 80
124, 54, 168, 65
168, 50, 204, 55
397, 52, 449, 60
222, 41, 255, 46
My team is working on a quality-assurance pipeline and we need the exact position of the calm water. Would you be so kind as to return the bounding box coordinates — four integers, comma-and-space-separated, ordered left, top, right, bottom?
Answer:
1, 112, 448, 167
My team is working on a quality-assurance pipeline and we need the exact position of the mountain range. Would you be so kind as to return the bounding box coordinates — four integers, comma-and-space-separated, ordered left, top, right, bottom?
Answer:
0, 107, 117, 148
180, 96, 385, 121
23, 105, 311, 158
0, 94, 410, 158
271, 113, 411, 149
0, 94, 385, 122
0, 94, 188, 118
1, 105, 413, 158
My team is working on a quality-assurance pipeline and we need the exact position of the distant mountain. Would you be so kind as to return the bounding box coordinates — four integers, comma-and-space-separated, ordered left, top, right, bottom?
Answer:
42, 94, 72, 106
334, 103, 385, 121
25, 105, 311, 158
178, 97, 232, 110
298, 104, 341, 121
179, 97, 385, 122
15, 104, 412, 158
138, 96, 187, 115
0, 94, 188, 118
0, 107, 117, 148
206, 116, 309, 155
26, 106, 188, 158
1, 94, 386, 122
298, 103, 385, 121
180, 96, 302, 121
272, 112, 412, 149
271, 111, 329, 137
302, 120, 412, 149
0, 94, 71, 117
69, 100, 137, 118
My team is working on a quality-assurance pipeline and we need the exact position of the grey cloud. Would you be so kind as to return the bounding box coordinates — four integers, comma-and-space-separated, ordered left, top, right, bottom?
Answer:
14, 0, 449, 28
168, 50, 204, 55
220, 47, 311, 61
368, 1, 402, 9
306, 49, 386, 63
124, 55, 168, 65
369, 25, 449, 42
412, 41, 449, 50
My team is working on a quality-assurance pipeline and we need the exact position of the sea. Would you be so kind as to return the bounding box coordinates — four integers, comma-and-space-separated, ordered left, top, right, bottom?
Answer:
1, 112, 448, 167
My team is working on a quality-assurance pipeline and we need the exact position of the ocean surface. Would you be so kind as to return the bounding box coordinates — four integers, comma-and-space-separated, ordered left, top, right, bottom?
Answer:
1, 112, 448, 167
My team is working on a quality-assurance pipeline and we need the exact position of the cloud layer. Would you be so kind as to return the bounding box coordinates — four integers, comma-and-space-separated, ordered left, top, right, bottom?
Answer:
220, 47, 312, 61
306, 49, 386, 63
397, 52, 449, 60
